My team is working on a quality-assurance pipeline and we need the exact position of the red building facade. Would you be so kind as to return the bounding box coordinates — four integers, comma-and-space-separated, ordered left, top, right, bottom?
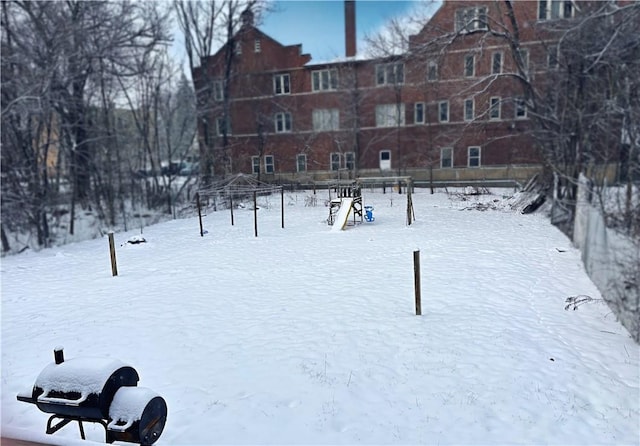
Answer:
193, 0, 574, 185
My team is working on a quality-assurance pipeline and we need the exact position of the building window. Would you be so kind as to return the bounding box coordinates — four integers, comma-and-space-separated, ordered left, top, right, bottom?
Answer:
464, 98, 474, 121
492, 52, 503, 74
312, 108, 339, 131
414, 102, 425, 124
202, 120, 211, 146
427, 60, 438, 81
274, 74, 290, 95
251, 156, 260, 174
216, 117, 231, 135
345, 152, 355, 170
312, 69, 338, 91
274, 112, 292, 133
438, 101, 449, 123
254, 38, 261, 53
213, 80, 224, 102
464, 54, 475, 77
379, 150, 391, 170
376, 63, 404, 86
296, 154, 307, 172
330, 153, 341, 171
515, 97, 527, 118
441, 147, 453, 168
538, 0, 573, 20
264, 155, 274, 173
234, 41, 242, 55
489, 97, 501, 120
548, 45, 559, 69
517, 48, 529, 71
468, 146, 481, 167
376, 103, 405, 127
455, 6, 488, 33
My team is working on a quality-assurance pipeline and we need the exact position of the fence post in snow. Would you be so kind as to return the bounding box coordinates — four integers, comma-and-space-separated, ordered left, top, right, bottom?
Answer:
108, 231, 118, 277
196, 193, 204, 237
281, 187, 285, 229
253, 191, 258, 237
230, 194, 235, 226
414, 250, 421, 315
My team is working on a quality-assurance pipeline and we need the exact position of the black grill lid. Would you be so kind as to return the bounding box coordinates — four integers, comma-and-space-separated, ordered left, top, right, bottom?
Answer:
35, 357, 135, 399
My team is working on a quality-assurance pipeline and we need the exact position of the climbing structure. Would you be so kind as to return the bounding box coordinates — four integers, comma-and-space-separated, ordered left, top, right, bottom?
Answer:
327, 182, 363, 228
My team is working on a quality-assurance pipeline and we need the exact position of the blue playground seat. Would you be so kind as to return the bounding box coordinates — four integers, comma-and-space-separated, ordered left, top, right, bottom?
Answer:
364, 205, 375, 222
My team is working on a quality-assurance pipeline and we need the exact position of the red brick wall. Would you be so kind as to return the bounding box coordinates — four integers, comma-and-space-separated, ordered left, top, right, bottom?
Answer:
194, 0, 588, 181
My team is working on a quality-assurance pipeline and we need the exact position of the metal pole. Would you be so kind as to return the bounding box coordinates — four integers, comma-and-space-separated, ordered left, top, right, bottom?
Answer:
413, 250, 421, 315
253, 191, 258, 237
230, 194, 234, 226
281, 187, 285, 229
196, 193, 204, 237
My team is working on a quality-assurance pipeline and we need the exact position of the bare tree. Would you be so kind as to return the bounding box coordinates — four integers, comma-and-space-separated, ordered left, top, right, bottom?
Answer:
1, 0, 171, 251
174, 0, 270, 183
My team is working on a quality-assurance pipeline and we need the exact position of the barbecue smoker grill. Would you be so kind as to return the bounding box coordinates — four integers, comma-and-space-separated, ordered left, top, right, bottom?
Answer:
17, 348, 167, 445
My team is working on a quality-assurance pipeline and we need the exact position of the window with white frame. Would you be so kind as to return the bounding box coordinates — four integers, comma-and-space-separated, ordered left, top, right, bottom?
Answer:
468, 146, 481, 167
464, 54, 475, 77
251, 156, 260, 174
538, 0, 574, 20
492, 52, 503, 74
234, 41, 242, 55
455, 6, 488, 33
489, 97, 501, 120
376, 63, 405, 86
264, 155, 274, 173
213, 80, 224, 102
296, 154, 307, 172
330, 153, 341, 171
376, 103, 405, 127
441, 147, 453, 168
345, 152, 355, 170
254, 38, 261, 53
274, 74, 290, 95
379, 150, 391, 170
427, 60, 438, 81
312, 108, 339, 131
464, 98, 474, 121
216, 117, 231, 135
312, 69, 338, 91
438, 101, 449, 123
414, 102, 425, 124
547, 45, 559, 69
515, 97, 527, 118
274, 112, 292, 133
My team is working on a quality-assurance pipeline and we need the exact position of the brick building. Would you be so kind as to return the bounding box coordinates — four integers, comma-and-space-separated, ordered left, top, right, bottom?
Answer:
193, 0, 576, 185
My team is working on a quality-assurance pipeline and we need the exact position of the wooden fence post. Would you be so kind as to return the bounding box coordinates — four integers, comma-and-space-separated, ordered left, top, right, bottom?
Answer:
230, 194, 235, 226
108, 232, 118, 277
413, 250, 421, 315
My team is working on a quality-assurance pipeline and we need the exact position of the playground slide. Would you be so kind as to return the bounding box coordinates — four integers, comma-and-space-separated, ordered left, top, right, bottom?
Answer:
331, 197, 353, 232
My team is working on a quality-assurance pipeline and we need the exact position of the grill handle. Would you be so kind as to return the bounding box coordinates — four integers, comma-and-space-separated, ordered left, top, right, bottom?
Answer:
107, 419, 134, 432
37, 393, 89, 406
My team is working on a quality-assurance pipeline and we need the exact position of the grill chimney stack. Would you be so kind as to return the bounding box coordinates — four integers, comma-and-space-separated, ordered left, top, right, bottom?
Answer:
345, 0, 356, 58
54, 347, 64, 364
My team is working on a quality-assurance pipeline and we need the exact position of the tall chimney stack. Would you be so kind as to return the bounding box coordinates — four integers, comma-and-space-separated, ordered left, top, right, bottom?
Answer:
345, 0, 356, 58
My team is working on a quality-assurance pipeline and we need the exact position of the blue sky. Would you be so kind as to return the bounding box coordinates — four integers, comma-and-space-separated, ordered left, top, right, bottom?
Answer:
260, 1, 421, 62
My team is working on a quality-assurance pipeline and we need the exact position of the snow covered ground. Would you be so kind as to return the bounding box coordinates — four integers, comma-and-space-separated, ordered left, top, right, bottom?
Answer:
1, 188, 638, 445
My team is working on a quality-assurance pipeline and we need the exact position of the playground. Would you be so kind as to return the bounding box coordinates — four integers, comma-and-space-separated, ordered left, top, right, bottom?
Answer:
1, 188, 637, 445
